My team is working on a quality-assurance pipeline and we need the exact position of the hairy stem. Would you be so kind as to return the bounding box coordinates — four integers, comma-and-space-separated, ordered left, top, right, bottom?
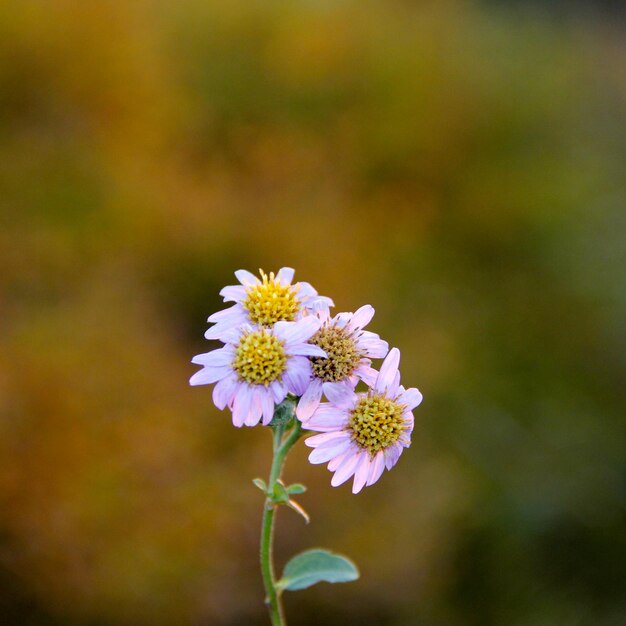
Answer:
260, 417, 302, 625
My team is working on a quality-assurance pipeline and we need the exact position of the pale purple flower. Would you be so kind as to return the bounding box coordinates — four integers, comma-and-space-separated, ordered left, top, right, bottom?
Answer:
205, 268, 334, 340
296, 304, 389, 422
304, 348, 422, 493
190, 317, 326, 427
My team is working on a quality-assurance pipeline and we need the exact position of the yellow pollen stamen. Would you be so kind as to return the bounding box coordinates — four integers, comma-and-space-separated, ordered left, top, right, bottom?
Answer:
309, 324, 363, 382
242, 269, 301, 326
232, 329, 287, 386
348, 393, 407, 457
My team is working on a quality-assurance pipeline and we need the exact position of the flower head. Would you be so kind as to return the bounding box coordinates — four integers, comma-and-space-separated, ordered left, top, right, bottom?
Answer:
304, 348, 422, 493
205, 268, 333, 340
296, 305, 388, 421
190, 317, 326, 427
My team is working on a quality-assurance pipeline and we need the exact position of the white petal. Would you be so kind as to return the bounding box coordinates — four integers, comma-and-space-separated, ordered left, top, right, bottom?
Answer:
328, 447, 355, 471
269, 380, 288, 404
347, 304, 375, 331
331, 451, 362, 487
351, 454, 372, 494
308, 436, 352, 464
358, 331, 389, 358
207, 304, 244, 323
234, 269, 260, 286
323, 383, 356, 410
304, 404, 348, 432
295, 281, 318, 298
244, 389, 263, 426
354, 364, 378, 387
384, 443, 402, 470
276, 267, 295, 285
399, 387, 423, 410
366, 452, 386, 486
189, 366, 230, 386
204, 321, 243, 342
219, 285, 247, 303
191, 347, 233, 368
311, 300, 331, 320
306, 431, 349, 447
375, 347, 400, 393
309, 295, 334, 309
324, 382, 358, 407
260, 392, 275, 425
333, 312, 351, 329
388, 371, 401, 397
231, 384, 251, 427
212, 373, 239, 409
274, 317, 320, 345
284, 357, 312, 396
288, 343, 326, 358
296, 378, 323, 421
403, 410, 415, 435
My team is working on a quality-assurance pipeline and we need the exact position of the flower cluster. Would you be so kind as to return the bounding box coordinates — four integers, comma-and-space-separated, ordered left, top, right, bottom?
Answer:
190, 268, 422, 492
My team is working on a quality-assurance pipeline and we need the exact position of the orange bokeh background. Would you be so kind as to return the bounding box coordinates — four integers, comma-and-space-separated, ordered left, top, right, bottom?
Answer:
1, 1, 624, 624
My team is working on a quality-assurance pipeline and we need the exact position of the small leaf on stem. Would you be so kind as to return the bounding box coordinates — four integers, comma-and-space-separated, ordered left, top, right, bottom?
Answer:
286, 483, 307, 495
269, 396, 297, 428
269, 396, 296, 426
252, 478, 267, 493
276, 549, 359, 591
272, 481, 290, 504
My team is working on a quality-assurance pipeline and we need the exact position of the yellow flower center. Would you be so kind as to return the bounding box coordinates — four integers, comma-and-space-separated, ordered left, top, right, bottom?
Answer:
242, 270, 301, 326
309, 324, 363, 382
348, 394, 407, 457
233, 329, 287, 386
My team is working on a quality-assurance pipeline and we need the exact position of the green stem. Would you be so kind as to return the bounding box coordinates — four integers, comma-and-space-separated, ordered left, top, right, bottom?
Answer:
260, 418, 302, 626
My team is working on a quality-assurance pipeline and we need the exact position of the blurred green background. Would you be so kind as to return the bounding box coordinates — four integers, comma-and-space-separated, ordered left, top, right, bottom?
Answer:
1, 1, 624, 624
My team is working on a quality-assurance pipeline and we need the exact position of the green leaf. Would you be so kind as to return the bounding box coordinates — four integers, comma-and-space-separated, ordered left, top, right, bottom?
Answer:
272, 481, 290, 504
276, 549, 359, 591
269, 396, 297, 428
286, 483, 307, 495
252, 478, 267, 493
